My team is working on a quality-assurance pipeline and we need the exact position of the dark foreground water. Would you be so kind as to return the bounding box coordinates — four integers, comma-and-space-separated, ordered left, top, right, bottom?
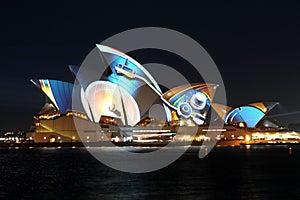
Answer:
1, 145, 300, 200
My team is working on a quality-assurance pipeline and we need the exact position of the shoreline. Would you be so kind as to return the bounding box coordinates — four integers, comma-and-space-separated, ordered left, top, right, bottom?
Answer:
0, 140, 299, 148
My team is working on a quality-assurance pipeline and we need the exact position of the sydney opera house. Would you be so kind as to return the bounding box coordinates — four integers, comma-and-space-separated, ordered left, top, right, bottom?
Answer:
26, 45, 300, 145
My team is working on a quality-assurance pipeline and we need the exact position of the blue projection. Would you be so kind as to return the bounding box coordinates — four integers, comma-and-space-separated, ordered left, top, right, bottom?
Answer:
225, 106, 265, 128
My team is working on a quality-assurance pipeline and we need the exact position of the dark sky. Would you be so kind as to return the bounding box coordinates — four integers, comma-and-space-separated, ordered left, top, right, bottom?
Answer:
1, 1, 300, 131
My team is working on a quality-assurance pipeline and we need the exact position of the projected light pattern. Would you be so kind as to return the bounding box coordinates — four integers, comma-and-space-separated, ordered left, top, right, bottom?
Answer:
225, 106, 265, 128
162, 83, 217, 124
95, 45, 172, 121
83, 81, 140, 126
224, 102, 279, 128
31, 44, 278, 129
96, 45, 159, 94
162, 83, 217, 106
31, 79, 73, 114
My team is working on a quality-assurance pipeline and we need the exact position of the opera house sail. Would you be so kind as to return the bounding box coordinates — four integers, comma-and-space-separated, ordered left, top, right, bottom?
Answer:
27, 44, 294, 145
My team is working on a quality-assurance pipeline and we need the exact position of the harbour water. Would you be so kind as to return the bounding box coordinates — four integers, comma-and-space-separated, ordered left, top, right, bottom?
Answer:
0, 145, 300, 199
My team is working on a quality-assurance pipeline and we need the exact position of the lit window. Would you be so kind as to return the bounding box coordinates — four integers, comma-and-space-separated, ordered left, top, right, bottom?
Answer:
245, 135, 251, 142
50, 138, 55, 143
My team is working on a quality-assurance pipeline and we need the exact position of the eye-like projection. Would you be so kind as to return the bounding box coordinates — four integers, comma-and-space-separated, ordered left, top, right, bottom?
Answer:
190, 92, 207, 110
177, 103, 192, 118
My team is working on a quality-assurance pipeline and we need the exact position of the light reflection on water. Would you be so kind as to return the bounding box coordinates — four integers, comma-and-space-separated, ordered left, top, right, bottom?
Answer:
0, 145, 300, 199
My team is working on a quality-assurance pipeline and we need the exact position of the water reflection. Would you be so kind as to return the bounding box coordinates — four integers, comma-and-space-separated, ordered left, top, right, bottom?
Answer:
0, 146, 300, 199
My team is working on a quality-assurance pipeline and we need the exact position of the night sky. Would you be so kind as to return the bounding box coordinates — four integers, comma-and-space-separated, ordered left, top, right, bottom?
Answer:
1, 1, 300, 131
